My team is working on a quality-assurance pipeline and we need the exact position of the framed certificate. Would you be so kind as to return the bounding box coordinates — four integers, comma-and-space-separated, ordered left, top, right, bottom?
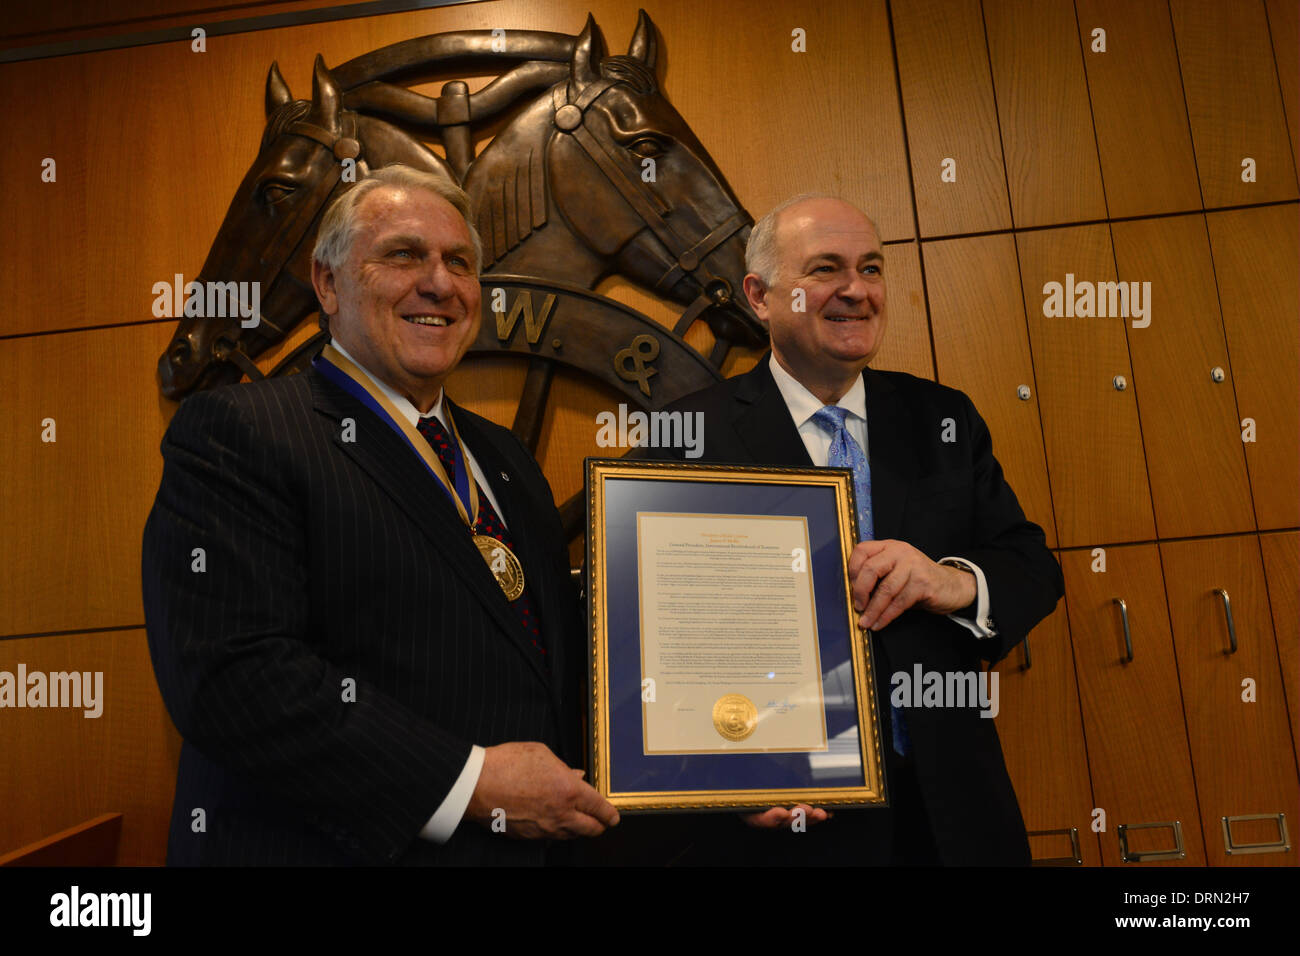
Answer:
585, 458, 888, 812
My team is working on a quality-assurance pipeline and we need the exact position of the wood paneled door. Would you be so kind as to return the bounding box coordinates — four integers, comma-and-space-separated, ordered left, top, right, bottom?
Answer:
1161, 536, 1299, 865
994, 601, 1100, 865
1063, 545, 1206, 865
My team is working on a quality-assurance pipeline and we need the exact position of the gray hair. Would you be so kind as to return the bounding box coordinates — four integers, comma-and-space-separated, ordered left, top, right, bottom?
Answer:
745, 193, 879, 287
312, 163, 483, 273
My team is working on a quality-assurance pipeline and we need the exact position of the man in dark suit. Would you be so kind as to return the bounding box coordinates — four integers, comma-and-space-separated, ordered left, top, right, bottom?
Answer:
143, 164, 618, 865
645, 195, 1062, 865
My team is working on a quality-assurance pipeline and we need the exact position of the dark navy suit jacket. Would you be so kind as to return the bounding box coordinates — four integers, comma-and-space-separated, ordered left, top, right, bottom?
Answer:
621, 356, 1063, 865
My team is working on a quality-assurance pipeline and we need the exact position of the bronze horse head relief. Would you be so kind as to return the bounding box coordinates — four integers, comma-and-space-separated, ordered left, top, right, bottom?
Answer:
465, 14, 760, 350
157, 12, 765, 402
157, 56, 447, 398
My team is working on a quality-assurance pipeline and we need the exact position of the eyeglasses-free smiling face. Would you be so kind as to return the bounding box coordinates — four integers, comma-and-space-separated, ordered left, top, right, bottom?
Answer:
313, 185, 482, 411
745, 198, 887, 402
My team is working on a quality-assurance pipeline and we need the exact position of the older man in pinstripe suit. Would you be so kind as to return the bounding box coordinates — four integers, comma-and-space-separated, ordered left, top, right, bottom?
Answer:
143, 164, 618, 865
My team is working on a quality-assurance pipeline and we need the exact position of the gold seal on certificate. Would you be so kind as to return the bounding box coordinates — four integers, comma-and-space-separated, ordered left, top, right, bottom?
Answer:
473, 534, 525, 601
712, 694, 758, 742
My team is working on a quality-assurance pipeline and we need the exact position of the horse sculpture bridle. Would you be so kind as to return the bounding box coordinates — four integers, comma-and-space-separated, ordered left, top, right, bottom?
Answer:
549, 77, 751, 337
214, 111, 366, 383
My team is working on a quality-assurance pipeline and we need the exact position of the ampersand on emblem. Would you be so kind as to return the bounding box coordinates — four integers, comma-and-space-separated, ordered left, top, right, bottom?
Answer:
614, 333, 660, 397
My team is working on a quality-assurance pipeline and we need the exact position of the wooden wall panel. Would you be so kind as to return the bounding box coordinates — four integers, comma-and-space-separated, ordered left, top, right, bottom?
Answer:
1266, 0, 1299, 174
671, 0, 913, 240
922, 234, 1057, 548
1110, 214, 1255, 538
2, 4, 508, 339
1171, 0, 1299, 205
891, 0, 1011, 237
0, 21, 276, 337
0, 322, 174, 636
0, 1, 345, 45
0, 55, 91, 339
994, 602, 1101, 866
983, 0, 1107, 227
1074, 0, 1201, 218
872, 241, 934, 381
1160, 536, 1299, 866
1204, 204, 1300, 532
0, 629, 180, 866
1016, 225, 1155, 547
1259, 531, 1299, 778
1062, 545, 1206, 866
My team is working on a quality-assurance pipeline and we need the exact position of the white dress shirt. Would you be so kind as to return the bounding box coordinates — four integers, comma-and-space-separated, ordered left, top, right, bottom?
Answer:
329, 340, 487, 843
767, 355, 994, 638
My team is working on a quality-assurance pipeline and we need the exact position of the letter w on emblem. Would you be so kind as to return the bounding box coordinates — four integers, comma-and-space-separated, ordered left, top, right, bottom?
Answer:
494, 291, 557, 345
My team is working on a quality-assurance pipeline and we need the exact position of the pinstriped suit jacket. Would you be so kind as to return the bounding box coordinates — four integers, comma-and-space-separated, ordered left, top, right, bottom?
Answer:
143, 367, 583, 865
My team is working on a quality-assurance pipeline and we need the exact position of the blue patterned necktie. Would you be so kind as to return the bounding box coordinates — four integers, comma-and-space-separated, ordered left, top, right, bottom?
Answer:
811, 406, 873, 540
811, 405, 910, 757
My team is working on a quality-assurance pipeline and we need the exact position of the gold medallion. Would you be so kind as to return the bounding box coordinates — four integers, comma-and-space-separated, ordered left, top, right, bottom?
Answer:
712, 693, 758, 742
473, 534, 525, 602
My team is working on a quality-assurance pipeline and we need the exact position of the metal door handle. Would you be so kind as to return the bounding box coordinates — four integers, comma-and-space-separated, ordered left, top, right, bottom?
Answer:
1114, 598, 1133, 662
1222, 813, 1290, 854
1028, 826, 1082, 865
1118, 820, 1185, 862
1212, 588, 1238, 654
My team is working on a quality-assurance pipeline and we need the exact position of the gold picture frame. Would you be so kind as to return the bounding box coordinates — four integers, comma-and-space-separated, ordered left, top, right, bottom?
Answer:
585, 458, 888, 812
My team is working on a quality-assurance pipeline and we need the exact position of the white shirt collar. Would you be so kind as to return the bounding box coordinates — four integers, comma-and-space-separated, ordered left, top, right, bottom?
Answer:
329, 338, 443, 428
767, 352, 867, 427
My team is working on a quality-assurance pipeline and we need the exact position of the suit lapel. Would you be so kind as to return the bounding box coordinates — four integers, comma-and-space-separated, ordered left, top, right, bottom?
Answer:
309, 371, 554, 692
732, 358, 814, 467
861, 368, 912, 543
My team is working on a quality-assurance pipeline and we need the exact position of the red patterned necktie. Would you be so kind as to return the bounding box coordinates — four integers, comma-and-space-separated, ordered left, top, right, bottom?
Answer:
415, 415, 546, 658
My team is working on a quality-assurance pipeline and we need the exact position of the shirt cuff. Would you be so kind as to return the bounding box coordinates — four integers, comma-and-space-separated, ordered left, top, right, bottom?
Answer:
419, 744, 485, 844
938, 556, 996, 638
